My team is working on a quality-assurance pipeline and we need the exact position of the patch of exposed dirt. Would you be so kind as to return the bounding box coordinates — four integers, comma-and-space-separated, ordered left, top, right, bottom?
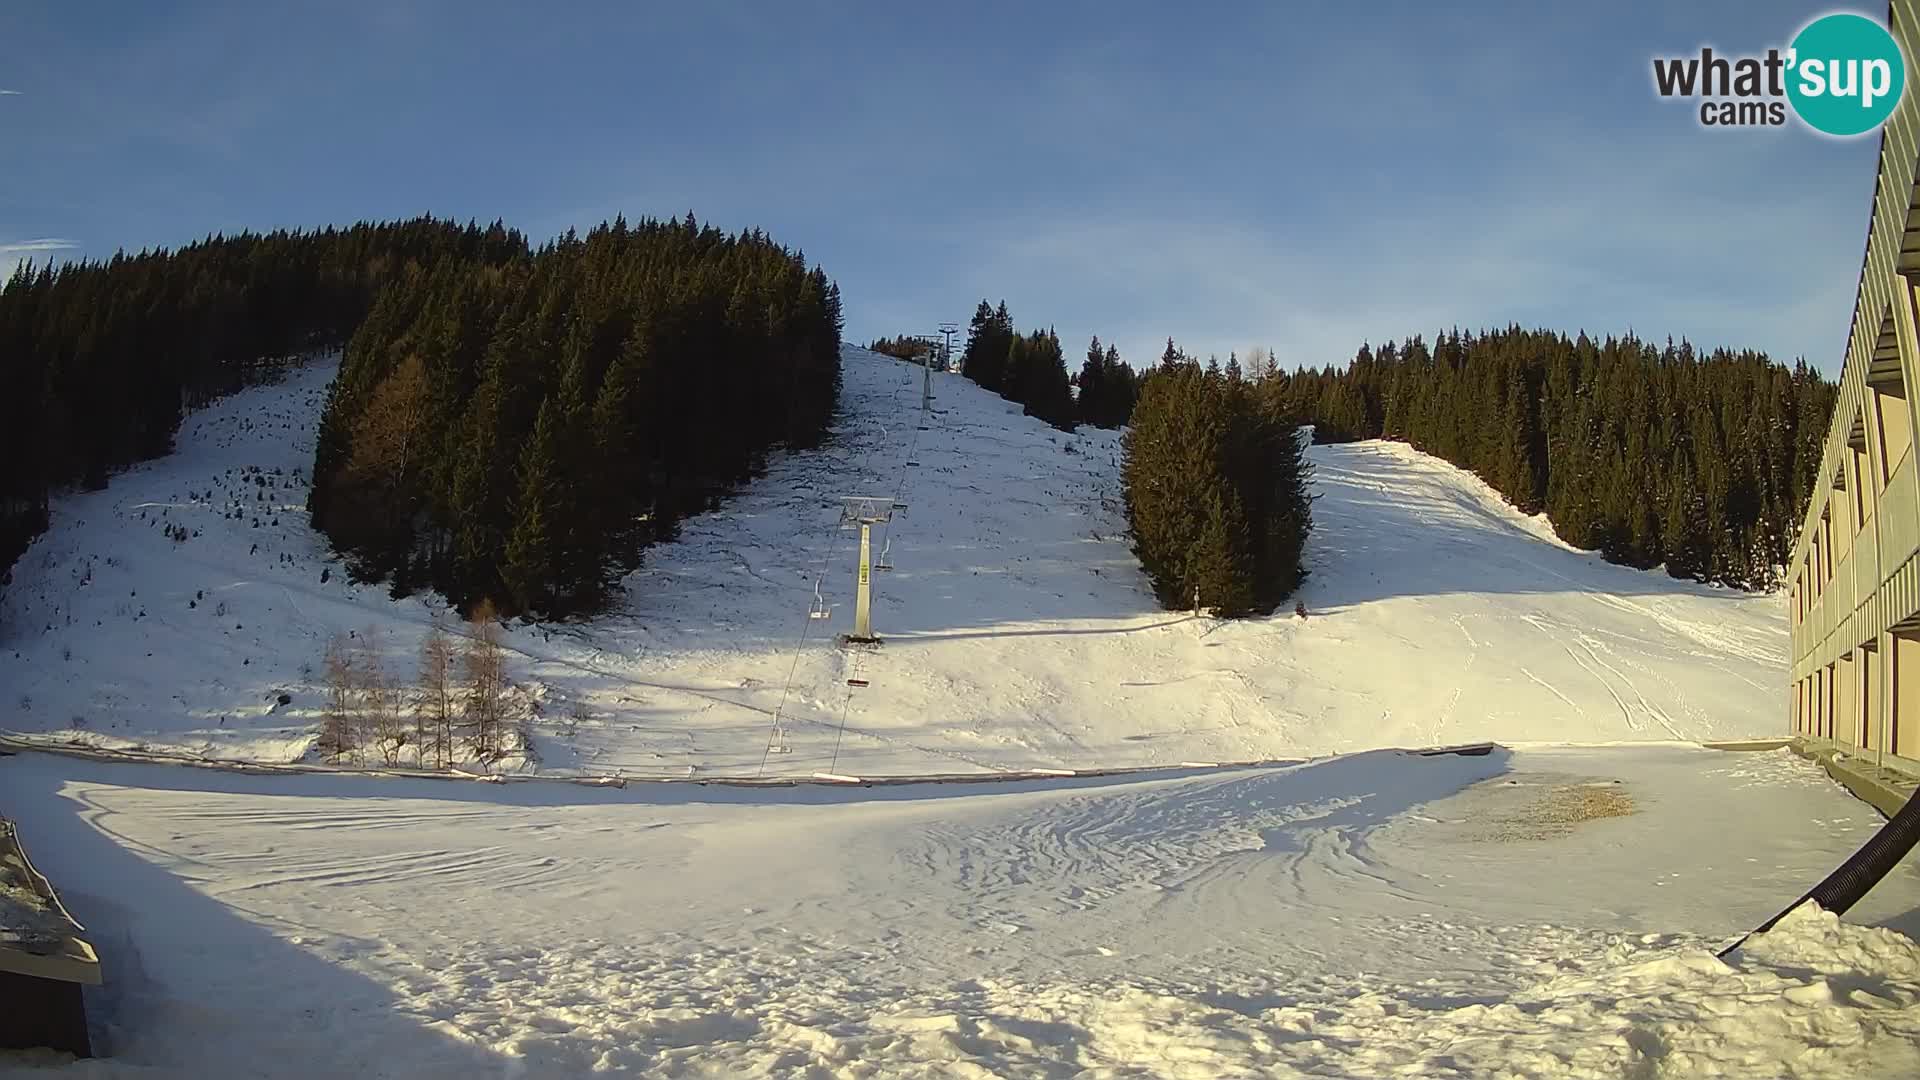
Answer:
1473, 779, 1635, 842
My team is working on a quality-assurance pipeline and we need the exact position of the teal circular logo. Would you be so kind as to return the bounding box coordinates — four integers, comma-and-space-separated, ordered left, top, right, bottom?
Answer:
1787, 13, 1906, 136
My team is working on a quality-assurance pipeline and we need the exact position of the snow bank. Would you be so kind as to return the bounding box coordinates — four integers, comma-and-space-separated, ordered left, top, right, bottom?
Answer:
656, 905, 1917, 1078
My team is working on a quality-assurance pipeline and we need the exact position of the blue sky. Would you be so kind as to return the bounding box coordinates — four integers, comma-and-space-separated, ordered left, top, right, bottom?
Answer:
0, 2, 1885, 374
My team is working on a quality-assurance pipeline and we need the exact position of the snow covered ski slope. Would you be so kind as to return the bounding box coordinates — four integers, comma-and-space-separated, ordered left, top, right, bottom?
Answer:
0, 345, 1785, 775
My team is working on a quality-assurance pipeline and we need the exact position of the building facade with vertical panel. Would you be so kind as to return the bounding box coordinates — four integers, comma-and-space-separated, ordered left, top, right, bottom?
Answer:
1788, 0, 1920, 767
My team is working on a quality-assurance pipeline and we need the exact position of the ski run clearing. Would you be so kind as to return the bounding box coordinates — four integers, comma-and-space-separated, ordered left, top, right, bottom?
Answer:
1, 346, 1790, 775
1, 347, 1917, 1077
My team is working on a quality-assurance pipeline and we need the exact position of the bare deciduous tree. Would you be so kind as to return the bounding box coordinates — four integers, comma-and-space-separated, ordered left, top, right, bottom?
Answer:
462, 599, 509, 768
1244, 346, 1276, 383
416, 616, 457, 769
358, 626, 407, 766
320, 633, 357, 761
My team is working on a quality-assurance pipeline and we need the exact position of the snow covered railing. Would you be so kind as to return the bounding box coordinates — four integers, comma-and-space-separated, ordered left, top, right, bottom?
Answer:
1, 818, 100, 1057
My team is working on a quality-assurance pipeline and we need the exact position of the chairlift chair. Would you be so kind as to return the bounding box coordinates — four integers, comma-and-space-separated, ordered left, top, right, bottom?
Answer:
810, 580, 831, 619
768, 727, 794, 754
875, 537, 893, 572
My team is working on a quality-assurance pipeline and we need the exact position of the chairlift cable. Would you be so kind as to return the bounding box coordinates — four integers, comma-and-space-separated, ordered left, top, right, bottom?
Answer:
758, 496, 858, 775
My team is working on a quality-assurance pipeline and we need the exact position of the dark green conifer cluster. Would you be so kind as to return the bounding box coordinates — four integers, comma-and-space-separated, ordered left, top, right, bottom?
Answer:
865, 335, 928, 362
1262, 328, 1835, 588
308, 214, 843, 616
957, 300, 1079, 431
1076, 335, 1139, 429
1124, 343, 1312, 617
0, 217, 527, 586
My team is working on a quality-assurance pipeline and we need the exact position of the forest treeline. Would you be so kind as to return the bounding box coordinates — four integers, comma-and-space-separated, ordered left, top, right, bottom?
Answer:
0, 214, 844, 618
866, 335, 930, 363
957, 300, 1140, 430
309, 214, 843, 616
1259, 327, 1836, 589
0, 217, 527, 586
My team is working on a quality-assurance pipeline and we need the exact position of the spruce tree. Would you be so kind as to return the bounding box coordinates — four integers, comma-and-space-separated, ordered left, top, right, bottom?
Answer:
1003, 333, 1030, 404
1079, 335, 1108, 427
1017, 328, 1075, 430
502, 402, 560, 615
1191, 489, 1258, 615
961, 300, 999, 390
1124, 362, 1312, 616
1105, 344, 1136, 427
961, 299, 1014, 394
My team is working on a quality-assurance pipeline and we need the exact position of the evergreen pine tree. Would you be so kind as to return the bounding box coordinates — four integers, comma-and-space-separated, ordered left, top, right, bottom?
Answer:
1079, 335, 1107, 427
1105, 344, 1136, 427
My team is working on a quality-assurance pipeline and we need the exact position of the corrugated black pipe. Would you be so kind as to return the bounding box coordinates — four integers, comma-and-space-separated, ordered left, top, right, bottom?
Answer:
1719, 786, 1920, 957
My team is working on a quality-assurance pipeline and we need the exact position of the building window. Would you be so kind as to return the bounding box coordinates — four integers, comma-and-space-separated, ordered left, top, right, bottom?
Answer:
1876, 380, 1912, 485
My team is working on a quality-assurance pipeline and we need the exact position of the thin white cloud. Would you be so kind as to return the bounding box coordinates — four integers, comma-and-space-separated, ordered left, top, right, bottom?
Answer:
0, 89, 21, 96
1, 238, 77, 257
1, 238, 78, 278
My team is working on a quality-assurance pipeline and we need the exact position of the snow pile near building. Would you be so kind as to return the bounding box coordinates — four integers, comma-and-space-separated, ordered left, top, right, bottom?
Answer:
1170, 903, 1920, 1078
754, 908, 1919, 1079
1, 347, 1787, 775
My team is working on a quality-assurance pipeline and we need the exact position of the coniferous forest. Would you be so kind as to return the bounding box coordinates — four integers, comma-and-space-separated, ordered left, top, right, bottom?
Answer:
0, 218, 529, 589
1124, 343, 1313, 616
1076, 334, 1140, 430
1261, 328, 1836, 589
0, 214, 843, 618
865, 335, 929, 363
309, 215, 843, 616
958, 300, 1085, 431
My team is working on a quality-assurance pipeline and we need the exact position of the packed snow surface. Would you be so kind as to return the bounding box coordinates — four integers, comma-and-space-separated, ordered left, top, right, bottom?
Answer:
0, 346, 1789, 776
2, 744, 1917, 1077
